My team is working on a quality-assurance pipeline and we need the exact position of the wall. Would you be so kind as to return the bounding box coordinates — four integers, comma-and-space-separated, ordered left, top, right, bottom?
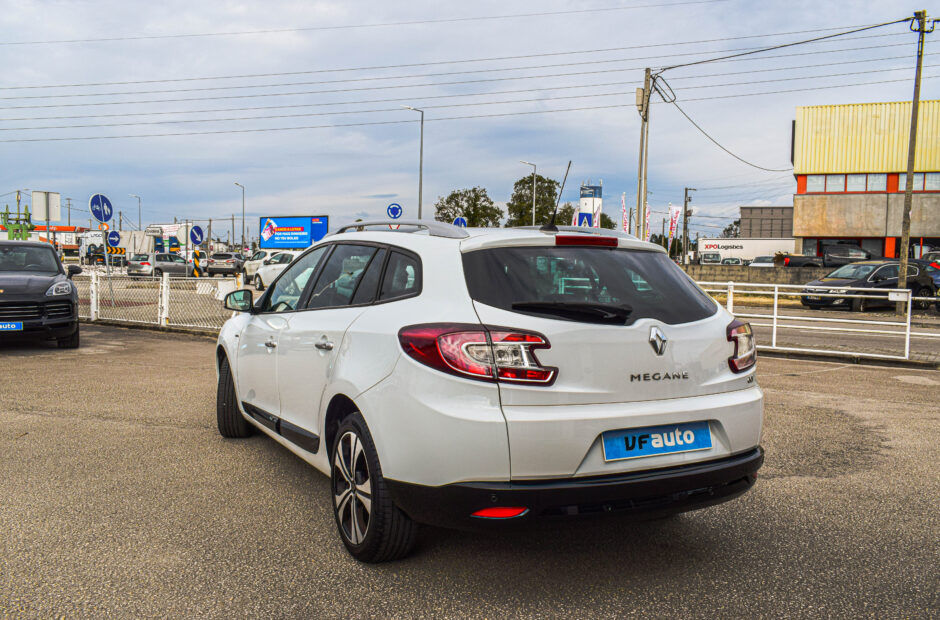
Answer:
683, 264, 831, 285
793, 193, 940, 237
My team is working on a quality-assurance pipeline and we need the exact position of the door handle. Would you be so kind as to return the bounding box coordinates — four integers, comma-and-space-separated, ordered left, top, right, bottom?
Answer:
265, 340, 277, 349
315, 341, 334, 351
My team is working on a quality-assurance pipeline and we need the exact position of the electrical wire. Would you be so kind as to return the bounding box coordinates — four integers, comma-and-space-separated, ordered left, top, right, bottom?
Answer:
0, 0, 731, 46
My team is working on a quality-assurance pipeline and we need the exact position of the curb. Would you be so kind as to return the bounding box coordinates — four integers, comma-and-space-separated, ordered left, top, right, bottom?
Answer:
758, 349, 940, 370
80, 318, 218, 341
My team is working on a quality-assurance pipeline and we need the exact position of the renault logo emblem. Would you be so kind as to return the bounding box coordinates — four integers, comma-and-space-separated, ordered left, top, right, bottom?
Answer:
649, 326, 667, 356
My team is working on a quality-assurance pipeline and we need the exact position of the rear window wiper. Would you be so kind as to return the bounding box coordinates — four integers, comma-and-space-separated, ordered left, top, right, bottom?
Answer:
511, 301, 633, 324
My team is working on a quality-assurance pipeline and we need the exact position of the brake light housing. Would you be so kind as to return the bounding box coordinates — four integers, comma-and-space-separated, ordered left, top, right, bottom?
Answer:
398, 323, 556, 385
555, 235, 618, 247
727, 319, 756, 373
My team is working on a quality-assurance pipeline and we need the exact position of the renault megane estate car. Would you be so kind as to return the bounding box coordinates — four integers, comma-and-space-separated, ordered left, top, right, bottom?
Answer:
215, 222, 763, 562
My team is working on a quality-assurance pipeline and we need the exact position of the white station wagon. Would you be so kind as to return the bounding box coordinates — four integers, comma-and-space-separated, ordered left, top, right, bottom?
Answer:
216, 222, 763, 562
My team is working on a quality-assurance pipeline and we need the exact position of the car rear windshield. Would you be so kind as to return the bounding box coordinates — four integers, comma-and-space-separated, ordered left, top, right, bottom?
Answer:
462, 247, 717, 325
212, 253, 232, 259
0, 245, 60, 273
130, 254, 149, 261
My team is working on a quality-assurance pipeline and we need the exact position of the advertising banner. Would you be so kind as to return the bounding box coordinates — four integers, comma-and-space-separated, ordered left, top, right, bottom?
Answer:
644, 204, 651, 242
259, 216, 329, 249
667, 204, 681, 253
621, 193, 628, 232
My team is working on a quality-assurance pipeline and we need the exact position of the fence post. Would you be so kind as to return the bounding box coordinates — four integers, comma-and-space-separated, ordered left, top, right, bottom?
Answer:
904, 289, 912, 360
90, 271, 99, 321
726, 281, 734, 314
772, 284, 778, 348
158, 272, 170, 326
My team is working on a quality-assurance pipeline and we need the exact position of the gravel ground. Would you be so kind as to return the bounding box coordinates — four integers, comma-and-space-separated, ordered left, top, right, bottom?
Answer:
0, 325, 937, 618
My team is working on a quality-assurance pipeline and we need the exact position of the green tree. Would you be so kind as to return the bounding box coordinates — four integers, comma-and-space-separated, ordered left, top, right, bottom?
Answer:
720, 219, 740, 238
504, 173, 560, 227
599, 213, 616, 230
433, 187, 503, 227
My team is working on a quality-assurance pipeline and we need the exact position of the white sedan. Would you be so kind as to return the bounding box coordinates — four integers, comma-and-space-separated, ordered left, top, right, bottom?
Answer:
252, 250, 300, 290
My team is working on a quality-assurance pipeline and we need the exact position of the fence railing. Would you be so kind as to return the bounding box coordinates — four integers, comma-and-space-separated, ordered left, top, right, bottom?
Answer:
74, 274, 939, 361
699, 281, 939, 361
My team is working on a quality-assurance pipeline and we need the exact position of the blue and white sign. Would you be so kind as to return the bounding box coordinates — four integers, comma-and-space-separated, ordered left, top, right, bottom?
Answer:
89, 194, 113, 223
453, 217, 468, 228
577, 212, 593, 227
602, 421, 712, 462
189, 225, 204, 246
0, 322, 23, 331
106, 230, 121, 247
386, 203, 403, 219
259, 216, 329, 250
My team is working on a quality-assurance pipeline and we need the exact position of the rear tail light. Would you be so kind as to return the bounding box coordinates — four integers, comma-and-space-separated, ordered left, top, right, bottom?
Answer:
784, 256, 790, 266
555, 235, 618, 247
225, 259, 234, 263
727, 319, 756, 373
140, 262, 150, 266
471, 507, 528, 519
398, 323, 556, 385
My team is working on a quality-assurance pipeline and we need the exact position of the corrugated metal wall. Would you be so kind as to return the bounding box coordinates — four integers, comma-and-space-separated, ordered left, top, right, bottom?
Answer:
793, 100, 940, 174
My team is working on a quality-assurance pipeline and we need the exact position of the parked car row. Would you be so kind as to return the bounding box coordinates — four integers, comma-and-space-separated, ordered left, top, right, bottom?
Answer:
801, 259, 939, 312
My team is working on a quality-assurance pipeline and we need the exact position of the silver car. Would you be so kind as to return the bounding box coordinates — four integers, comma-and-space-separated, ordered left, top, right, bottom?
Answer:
127, 253, 191, 278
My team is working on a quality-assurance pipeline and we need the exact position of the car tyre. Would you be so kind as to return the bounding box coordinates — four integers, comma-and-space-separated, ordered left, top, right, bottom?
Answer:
57, 324, 80, 349
851, 296, 866, 312
254, 274, 264, 291
913, 287, 931, 310
331, 412, 417, 563
154, 268, 163, 278
216, 356, 253, 438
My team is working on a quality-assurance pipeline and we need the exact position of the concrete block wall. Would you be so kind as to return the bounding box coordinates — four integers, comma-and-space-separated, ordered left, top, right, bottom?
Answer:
682, 264, 831, 284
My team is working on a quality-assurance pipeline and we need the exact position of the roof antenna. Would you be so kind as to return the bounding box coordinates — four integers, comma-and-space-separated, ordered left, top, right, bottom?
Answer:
541, 160, 571, 233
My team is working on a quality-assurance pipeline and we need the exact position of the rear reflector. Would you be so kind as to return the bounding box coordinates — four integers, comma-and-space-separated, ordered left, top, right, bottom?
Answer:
471, 507, 528, 519
555, 235, 618, 247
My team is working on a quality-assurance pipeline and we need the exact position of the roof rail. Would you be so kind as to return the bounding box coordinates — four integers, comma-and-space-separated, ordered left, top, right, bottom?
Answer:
330, 219, 469, 239
517, 225, 639, 240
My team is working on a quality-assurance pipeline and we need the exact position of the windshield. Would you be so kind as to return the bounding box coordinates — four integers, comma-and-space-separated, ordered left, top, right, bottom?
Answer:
462, 247, 717, 325
0, 245, 61, 273
827, 263, 877, 279
131, 254, 149, 261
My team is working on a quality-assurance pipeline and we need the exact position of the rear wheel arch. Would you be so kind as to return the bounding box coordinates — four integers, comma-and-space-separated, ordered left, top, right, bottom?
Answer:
324, 393, 360, 457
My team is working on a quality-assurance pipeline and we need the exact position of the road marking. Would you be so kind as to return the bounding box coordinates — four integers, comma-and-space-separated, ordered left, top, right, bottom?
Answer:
894, 375, 939, 386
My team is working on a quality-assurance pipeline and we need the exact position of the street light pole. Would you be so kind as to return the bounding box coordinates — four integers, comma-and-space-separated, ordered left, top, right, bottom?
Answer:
401, 106, 424, 218
234, 182, 245, 252
521, 161, 537, 226
129, 194, 141, 231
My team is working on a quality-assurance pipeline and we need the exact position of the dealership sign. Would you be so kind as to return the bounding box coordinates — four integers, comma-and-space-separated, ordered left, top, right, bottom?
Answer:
259, 216, 329, 249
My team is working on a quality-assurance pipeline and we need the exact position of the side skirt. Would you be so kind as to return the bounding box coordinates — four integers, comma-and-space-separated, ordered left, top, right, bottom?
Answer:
241, 401, 320, 454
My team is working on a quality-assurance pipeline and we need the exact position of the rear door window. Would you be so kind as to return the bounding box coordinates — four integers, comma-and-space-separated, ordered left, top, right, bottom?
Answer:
378, 251, 421, 301
462, 247, 717, 325
306, 244, 378, 309
351, 249, 387, 305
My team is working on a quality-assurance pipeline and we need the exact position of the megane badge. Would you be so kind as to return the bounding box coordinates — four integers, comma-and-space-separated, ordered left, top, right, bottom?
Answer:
649, 326, 667, 356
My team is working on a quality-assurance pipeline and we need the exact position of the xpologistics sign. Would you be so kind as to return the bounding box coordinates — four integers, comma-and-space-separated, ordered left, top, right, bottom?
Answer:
258, 216, 329, 249
702, 243, 744, 250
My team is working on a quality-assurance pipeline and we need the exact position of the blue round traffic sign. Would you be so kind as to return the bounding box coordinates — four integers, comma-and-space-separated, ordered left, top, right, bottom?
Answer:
89, 194, 113, 223
386, 203, 403, 219
453, 217, 468, 228
106, 230, 121, 247
190, 225, 204, 246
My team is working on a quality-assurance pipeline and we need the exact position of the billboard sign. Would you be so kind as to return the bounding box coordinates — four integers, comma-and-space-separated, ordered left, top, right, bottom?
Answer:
258, 216, 329, 249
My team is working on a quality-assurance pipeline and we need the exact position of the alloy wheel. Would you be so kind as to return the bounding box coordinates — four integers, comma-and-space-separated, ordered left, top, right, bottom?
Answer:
333, 431, 372, 545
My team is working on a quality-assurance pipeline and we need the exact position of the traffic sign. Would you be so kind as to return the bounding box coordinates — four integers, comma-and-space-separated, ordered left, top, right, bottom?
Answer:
89, 194, 113, 223
107, 230, 121, 247
386, 203, 403, 219
190, 225, 204, 246
577, 212, 593, 227
453, 217, 468, 228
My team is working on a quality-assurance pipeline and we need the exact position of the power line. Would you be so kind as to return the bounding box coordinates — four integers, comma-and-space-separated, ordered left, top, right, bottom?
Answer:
0, 0, 730, 46
2, 74, 935, 142
0, 28, 908, 90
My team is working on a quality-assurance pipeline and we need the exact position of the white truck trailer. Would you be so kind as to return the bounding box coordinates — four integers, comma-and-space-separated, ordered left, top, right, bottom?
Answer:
697, 238, 796, 264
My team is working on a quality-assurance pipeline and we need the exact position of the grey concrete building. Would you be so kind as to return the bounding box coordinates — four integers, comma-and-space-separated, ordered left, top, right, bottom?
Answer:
740, 206, 793, 238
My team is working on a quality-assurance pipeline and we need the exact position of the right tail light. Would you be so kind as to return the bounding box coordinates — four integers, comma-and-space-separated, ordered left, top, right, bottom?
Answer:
398, 323, 556, 385
727, 319, 756, 372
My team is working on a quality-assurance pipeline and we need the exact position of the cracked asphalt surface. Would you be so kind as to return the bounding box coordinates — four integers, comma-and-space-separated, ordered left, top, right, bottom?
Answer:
1, 325, 937, 618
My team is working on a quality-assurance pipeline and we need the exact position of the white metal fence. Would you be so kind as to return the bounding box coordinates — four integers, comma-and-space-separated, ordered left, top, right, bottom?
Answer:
700, 281, 940, 362
74, 274, 939, 361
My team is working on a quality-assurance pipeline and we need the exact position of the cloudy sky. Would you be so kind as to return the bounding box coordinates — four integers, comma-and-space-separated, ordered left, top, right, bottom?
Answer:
0, 0, 936, 242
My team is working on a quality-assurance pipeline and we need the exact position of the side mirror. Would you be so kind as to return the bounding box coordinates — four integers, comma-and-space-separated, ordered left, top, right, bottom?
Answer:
263, 259, 272, 265
872, 274, 885, 282
224, 289, 255, 313
67, 265, 82, 278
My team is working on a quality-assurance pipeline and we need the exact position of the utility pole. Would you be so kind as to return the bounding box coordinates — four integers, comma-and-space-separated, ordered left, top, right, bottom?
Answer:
119, 211, 123, 231
66, 198, 72, 226
661, 217, 666, 249
401, 106, 425, 218
635, 68, 652, 239
234, 182, 245, 252
521, 161, 537, 226
898, 10, 933, 314
231, 214, 235, 250
130, 194, 141, 231
208, 219, 212, 253
682, 187, 696, 265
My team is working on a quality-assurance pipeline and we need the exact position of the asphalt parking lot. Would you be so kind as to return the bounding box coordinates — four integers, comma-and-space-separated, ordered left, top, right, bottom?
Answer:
1, 326, 937, 618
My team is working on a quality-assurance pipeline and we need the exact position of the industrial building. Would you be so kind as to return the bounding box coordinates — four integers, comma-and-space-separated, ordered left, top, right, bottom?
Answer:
740, 206, 793, 238
791, 99, 939, 258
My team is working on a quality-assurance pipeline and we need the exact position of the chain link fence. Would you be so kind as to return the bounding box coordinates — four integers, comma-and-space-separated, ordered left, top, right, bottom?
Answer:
74, 275, 92, 319
96, 275, 162, 324
166, 277, 238, 330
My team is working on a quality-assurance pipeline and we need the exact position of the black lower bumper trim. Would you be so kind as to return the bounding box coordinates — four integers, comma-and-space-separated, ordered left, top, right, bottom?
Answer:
386, 447, 763, 529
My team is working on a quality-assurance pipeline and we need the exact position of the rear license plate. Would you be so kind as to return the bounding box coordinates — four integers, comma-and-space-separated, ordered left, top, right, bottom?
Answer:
0, 322, 24, 331
806, 295, 821, 300
602, 421, 712, 462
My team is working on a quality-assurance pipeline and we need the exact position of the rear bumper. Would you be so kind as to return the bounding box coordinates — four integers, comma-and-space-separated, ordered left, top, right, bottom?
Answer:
207, 264, 239, 274
387, 447, 763, 529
